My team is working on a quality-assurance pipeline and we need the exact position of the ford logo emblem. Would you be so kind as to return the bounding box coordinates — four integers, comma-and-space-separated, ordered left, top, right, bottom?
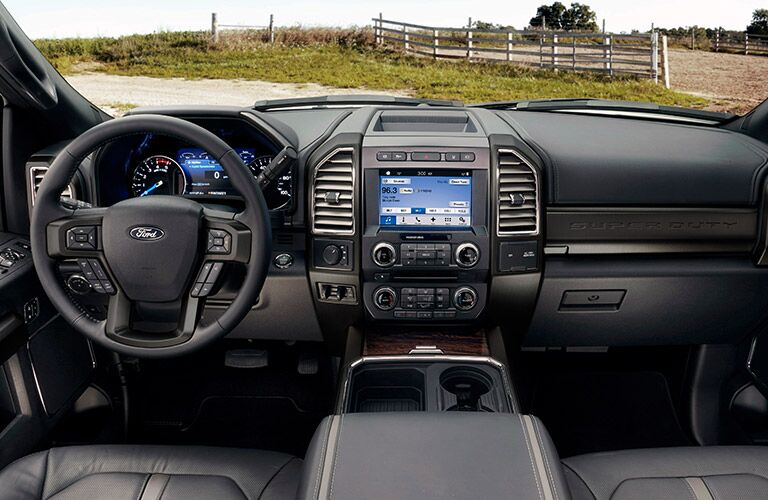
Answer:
129, 226, 165, 241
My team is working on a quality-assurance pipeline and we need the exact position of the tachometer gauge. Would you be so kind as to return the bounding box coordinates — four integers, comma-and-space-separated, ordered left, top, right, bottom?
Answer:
248, 155, 293, 210
131, 155, 187, 197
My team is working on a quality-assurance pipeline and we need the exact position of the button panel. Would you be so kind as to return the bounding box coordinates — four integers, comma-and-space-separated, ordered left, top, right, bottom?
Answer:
76, 258, 117, 295
498, 241, 538, 272
207, 229, 232, 255
374, 286, 480, 320
401, 243, 451, 267
375, 151, 478, 163
191, 261, 224, 297
66, 226, 97, 251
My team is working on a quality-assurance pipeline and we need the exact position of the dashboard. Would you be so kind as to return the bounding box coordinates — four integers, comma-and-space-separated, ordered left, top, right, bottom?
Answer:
32, 102, 768, 350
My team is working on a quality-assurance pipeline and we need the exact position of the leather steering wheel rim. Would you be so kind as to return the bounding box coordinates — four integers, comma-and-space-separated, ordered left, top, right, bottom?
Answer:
30, 114, 272, 358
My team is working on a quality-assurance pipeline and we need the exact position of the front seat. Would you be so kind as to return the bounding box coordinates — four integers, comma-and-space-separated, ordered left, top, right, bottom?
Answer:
563, 446, 768, 500
0, 445, 301, 500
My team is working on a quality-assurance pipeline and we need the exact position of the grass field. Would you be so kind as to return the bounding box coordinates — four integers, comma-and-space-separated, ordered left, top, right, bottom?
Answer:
35, 30, 708, 108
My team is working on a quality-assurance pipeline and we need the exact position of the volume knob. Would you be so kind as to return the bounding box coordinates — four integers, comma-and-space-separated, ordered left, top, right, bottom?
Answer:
372, 242, 397, 268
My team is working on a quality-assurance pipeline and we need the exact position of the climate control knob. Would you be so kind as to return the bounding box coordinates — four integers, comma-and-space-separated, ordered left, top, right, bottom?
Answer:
455, 243, 480, 268
372, 242, 397, 268
373, 287, 398, 311
453, 287, 478, 311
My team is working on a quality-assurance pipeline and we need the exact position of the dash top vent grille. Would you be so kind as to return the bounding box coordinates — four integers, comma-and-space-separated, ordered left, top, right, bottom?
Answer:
496, 149, 540, 236
311, 147, 355, 235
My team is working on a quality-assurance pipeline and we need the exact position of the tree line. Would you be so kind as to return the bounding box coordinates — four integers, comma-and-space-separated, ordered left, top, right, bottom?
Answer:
472, 3, 768, 37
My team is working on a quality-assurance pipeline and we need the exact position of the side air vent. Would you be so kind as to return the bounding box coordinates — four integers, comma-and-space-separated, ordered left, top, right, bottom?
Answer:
496, 149, 540, 236
28, 163, 74, 207
311, 147, 355, 235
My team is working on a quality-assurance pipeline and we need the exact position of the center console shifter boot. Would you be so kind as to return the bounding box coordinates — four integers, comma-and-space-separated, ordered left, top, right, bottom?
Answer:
298, 412, 569, 500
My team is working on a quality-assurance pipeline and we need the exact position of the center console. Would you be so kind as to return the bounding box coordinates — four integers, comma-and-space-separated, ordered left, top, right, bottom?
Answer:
361, 111, 491, 322
298, 412, 567, 500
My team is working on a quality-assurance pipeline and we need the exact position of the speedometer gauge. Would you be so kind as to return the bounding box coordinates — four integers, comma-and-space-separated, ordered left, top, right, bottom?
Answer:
248, 155, 293, 210
131, 156, 187, 197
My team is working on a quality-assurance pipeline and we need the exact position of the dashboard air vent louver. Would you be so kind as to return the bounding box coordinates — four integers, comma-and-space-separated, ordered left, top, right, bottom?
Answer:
496, 149, 540, 236
311, 147, 355, 235
29, 164, 74, 207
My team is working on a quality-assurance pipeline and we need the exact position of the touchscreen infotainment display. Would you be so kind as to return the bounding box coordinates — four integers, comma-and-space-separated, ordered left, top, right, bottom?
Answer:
177, 148, 256, 197
379, 168, 472, 228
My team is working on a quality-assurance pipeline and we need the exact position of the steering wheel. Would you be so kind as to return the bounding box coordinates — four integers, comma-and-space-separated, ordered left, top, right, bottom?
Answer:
30, 115, 272, 358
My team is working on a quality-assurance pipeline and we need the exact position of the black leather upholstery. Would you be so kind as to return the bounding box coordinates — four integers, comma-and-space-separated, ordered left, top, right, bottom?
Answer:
563, 446, 768, 500
0, 445, 301, 500
298, 412, 570, 500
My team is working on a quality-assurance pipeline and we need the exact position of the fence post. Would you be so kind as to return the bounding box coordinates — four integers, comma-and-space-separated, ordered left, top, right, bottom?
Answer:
507, 32, 513, 61
403, 24, 409, 52
572, 35, 576, 70
269, 14, 275, 44
746, 33, 750, 55
603, 33, 611, 73
662, 35, 670, 89
211, 12, 219, 44
715, 29, 720, 52
651, 31, 659, 83
608, 35, 614, 76
433, 29, 439, 59
552, 33, 558, 70
539, 33, 544, 68
466, 30, 473, 59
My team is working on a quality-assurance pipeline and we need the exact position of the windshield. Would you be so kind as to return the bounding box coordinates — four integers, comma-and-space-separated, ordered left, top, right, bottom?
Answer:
5, 1, 768, 116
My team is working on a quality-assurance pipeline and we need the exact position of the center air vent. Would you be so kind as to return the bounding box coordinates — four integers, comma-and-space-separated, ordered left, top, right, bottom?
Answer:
311, 147, 355, 235
496, 149, 539, 236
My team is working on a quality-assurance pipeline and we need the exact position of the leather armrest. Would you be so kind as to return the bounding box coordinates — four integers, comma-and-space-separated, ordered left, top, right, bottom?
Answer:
298, 412, 570, 500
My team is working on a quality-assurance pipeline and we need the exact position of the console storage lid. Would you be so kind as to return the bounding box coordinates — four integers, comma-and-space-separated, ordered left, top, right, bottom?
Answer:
298, 412, 569, 500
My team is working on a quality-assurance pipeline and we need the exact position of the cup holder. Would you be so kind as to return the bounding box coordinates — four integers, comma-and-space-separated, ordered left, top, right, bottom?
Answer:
439, 366, 494, 412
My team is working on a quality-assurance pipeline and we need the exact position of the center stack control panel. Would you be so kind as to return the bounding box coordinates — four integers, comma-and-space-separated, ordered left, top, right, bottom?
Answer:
360, 139, 491, 321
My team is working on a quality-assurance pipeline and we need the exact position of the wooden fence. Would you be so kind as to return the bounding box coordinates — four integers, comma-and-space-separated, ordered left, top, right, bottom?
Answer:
714, 31, 768, 56
373, 17, 669, 87
211, 13, 275, 44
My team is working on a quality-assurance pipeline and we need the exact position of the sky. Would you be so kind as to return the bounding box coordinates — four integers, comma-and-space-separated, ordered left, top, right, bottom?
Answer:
3, 0, 764, 39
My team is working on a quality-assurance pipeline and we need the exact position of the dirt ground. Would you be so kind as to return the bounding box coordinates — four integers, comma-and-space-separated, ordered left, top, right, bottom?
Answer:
668, 49, 768, 113
65, 74, 408, 116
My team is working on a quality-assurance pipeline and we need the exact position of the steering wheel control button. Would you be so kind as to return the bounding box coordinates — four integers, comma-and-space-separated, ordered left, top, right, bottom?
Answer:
191, 262, 224, 297
372, 242, 397, 268
274, 253, 293, 269
455, 243, 480, 268
66, 226, 97, 250
76, 258, 116, 295
373, 287, 397, 311
66, 275, 92, 295
206, 263, 223, 284
454, 287, 478, 311
207, 229, 232, 254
